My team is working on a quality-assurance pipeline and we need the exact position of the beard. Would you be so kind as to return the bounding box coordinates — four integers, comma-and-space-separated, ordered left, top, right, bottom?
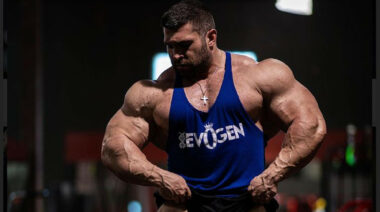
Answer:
172, 41, 211, 74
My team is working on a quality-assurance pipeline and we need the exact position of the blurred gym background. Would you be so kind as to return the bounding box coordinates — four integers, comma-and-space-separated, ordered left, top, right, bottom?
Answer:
3, 0, 376, 211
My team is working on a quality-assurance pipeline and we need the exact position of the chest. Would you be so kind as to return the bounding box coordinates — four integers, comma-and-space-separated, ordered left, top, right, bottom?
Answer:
153, 70, 263, 133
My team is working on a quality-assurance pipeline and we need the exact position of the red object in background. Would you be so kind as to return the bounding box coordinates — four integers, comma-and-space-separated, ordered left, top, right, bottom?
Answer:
141, 143, 168, 164
286, 197, 299, 212
265, 133, 283, 162
64, 132, 104, 163
63, 131, 168, 163
338, 199, 372, 212
6, 138, 29, 161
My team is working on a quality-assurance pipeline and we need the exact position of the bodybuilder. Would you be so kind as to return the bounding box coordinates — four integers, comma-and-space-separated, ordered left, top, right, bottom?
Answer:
101, 1, 326, 211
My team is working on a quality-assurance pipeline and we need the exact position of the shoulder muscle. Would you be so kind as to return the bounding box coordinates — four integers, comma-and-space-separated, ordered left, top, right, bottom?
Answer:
256, 58, 296, 98
122, 80, 161, 118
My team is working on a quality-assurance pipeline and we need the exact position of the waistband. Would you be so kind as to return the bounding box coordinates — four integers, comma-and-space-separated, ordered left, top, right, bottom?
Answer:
154, 189, 279, 212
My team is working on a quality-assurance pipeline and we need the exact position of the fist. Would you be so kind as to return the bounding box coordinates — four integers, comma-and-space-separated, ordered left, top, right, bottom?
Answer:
158, 173, 192, 205
248, 174, 277, 204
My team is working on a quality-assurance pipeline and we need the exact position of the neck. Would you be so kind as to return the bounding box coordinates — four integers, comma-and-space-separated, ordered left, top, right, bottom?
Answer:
179, 48, 225, 83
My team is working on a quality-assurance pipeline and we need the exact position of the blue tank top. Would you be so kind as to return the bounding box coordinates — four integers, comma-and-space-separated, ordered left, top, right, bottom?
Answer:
167, 52, 265, 197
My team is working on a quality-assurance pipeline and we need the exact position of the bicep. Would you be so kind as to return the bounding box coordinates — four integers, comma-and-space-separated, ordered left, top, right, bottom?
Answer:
269, 81, 323, 132
104, 80, 157, 149
104, 109, 150, 149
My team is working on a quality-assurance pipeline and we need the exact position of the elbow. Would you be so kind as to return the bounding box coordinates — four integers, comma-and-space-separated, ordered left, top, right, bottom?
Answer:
101, 139, 113, 169
101, 144, 108, 167
314, 118, 327, 145
100, 139, 126, 178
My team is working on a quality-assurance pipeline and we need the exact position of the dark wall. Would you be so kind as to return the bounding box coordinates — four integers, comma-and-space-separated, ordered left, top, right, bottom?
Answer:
7, 0, 373, 183
42, 0, 373, 131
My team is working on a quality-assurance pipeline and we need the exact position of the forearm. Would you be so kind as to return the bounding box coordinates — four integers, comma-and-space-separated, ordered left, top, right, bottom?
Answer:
262, 117, 326, 184
109, 154, 165, 187
101, 135, 171, 187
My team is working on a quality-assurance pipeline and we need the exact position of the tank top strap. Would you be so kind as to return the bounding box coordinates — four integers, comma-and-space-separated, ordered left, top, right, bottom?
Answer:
218, 52, 238, 101
224, 52, 232, 81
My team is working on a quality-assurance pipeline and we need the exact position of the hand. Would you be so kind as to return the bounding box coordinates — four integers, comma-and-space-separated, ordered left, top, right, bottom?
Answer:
158, 172, 192, 205
248, 174, 277, 204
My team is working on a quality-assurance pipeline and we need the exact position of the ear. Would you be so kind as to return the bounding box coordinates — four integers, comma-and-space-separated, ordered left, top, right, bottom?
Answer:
205, 29, 217, 48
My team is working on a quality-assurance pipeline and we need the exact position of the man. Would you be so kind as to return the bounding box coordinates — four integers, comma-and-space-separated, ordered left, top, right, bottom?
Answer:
101, 0, 326, 211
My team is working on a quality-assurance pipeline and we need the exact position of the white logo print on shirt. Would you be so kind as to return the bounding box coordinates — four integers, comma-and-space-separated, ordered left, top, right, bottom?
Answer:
178, 122, 245, 150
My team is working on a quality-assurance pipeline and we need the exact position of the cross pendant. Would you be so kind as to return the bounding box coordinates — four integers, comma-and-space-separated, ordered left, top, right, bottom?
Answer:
201, 95, 208, 106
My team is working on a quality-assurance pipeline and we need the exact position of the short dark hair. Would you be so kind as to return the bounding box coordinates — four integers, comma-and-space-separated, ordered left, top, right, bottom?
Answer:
161, 0, 215, 36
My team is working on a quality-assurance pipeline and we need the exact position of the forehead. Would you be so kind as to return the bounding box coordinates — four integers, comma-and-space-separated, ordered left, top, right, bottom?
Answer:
163, 23, 200, 43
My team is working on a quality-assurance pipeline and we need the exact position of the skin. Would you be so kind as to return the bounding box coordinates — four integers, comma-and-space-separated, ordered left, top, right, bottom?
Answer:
101, 22, 326, 211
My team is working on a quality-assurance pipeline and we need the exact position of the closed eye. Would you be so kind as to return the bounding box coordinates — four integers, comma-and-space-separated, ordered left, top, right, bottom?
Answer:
178, 41, 192, 49
165, 40, 193, 50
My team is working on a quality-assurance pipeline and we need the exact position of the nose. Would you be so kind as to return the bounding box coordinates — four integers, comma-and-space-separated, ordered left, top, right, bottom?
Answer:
172, 48, 184, 60
169, 46, 184, 60
173, 52, 184, 61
